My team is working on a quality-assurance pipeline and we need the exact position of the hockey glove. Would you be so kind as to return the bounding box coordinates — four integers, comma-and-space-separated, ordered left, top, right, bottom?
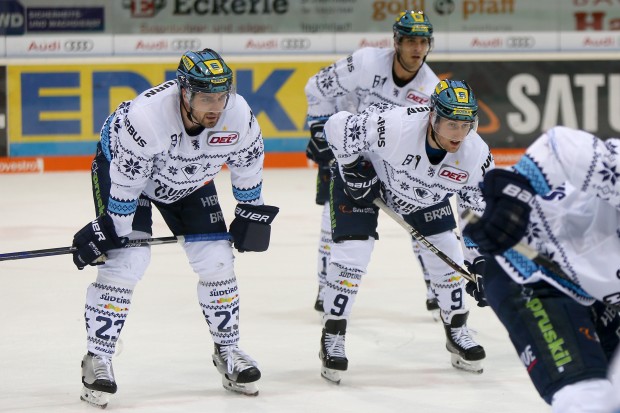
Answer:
306, 122, 334, 163
464, 257, 488, 307
341, 158, 382, 207
463, 169, 535, 256
229, 204, 280, 252
72, 214, 127, 270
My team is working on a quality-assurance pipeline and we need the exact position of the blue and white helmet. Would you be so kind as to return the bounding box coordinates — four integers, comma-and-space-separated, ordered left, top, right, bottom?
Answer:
177, 48, 236, 111
431, 79, 479, 130
393, 10, 434, 50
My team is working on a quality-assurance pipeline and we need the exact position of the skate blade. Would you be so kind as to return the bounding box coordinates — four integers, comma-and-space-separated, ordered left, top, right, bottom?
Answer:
221, 376, 259, 396
450, 354, 484, 374
321, 367, 342, 384
80, 387, 110, 409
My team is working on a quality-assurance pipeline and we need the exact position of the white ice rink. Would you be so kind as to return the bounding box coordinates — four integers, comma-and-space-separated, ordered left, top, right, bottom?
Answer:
0, 168, 545, 413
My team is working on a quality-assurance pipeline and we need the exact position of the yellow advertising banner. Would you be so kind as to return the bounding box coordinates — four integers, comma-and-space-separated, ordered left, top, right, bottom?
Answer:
8, 59, 331, 155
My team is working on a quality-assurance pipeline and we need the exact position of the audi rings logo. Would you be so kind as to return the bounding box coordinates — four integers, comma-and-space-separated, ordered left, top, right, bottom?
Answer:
506, 36, 535, 49
64, 40, 94, 52
171, 39, 201, 51
280, 38, 310, 50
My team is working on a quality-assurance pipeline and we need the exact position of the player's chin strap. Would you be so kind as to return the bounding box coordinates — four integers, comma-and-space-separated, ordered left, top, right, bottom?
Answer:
428, 117, 448, 151
430, 129, 446, 151
394, 44, 421, 75
373, 198, 475, 282
181, 89, 204, 127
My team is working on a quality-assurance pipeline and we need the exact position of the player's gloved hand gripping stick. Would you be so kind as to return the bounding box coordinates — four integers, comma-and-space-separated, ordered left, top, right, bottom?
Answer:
461, 209, 575, 285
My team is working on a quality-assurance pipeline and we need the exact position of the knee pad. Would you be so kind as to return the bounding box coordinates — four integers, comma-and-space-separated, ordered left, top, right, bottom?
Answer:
484, 257, 609, 403
424, 232, 465, 281
323, 239, 374, 319
183, 240, 234, 281
96, 231, 151, 287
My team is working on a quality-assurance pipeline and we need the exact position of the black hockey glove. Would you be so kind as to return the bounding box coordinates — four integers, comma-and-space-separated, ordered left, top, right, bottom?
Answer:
464, 257, 488, 308
72, 214, 127, 270
229, 204, 280, 252
463, 169, 535, 256
306, 122, 334, 163
341, 157, 382, 207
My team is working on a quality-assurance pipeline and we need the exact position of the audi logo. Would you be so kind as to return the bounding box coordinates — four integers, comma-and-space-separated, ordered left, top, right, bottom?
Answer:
64, 40, 94, 52
280, 38, 310, 50
171, 39, 201, 50
506, 36, 535, 49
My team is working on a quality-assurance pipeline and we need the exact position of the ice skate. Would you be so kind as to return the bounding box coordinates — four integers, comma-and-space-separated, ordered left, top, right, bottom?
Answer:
212, 344, 261, 396
319, 319, 348, 384
426, 297, 440, 322
314, 286, 324, 312
444, 312, 486, 374
80, 352, 117, 409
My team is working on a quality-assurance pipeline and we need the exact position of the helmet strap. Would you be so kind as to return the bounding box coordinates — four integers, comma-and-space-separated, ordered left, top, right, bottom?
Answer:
430, 128, 446, 151
393, 38, 427, 77
180, 89, 203, 128
428, 114, 447, 151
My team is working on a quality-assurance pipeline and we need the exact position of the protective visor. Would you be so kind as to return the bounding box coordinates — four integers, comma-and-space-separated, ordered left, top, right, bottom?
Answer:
185, 85, 237, 113
431, 111, 478, 134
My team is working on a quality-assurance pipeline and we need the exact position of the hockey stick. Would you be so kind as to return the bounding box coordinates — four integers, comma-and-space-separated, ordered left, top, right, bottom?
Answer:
0, 232, 231, 262
373, 198, 475, 282
460, 209, 574, 283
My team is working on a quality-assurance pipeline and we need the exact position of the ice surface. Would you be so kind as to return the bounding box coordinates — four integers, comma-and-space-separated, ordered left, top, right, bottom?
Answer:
0, 168, 543, 413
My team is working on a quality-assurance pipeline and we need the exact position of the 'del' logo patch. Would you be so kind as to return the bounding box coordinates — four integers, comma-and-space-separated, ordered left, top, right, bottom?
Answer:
438, 164, 469, 183
207, 131, 239, 146
405, 90, 429, 105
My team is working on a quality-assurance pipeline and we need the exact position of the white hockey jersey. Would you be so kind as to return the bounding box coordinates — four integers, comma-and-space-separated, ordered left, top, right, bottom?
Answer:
324, 105, 494, 223
305, 47, 439, 126
496, 126, 620, 307
101, 80, 264, 237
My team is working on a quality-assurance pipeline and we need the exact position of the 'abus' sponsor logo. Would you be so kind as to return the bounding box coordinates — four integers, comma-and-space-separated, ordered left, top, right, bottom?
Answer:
64, 40, 94, 52
438, 165, 469, 183
406, 106, 430, 115
171, 38, 201, 50
506, 36, 535, 49
144, 80, 175, 98
207, 132, 239, 146
280, 38, 310, 50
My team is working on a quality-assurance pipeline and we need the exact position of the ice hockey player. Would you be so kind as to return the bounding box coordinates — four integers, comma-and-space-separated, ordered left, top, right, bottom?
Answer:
318, 79, 492, 383
464, 126, 620, 413
71, 48, 278, 407
304, 10, 442, 318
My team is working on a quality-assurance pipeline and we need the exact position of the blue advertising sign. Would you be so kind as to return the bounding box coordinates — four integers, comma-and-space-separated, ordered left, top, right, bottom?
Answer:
0, 0, 25, 35
27, 7, 104, 32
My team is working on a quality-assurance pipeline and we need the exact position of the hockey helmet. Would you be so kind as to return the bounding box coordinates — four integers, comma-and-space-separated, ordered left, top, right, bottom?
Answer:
430, 80, 478, 131
393, 11, 433, 46
177, 48, 236, 111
